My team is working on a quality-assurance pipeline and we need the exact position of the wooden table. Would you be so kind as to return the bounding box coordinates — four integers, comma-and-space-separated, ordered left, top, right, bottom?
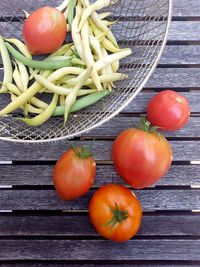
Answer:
0, 0, 200, 266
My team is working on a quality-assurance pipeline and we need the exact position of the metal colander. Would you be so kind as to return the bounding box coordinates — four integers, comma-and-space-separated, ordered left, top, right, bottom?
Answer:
0, 0, 172, 143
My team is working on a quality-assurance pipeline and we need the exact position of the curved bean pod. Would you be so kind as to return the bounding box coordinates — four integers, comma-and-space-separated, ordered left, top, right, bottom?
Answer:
20, 94, 59, 126
0, 36, 13, 93
6, 43, 72, 70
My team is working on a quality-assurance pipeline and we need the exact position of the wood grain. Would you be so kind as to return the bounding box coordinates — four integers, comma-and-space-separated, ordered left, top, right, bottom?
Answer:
0, 239, 199, 260
0, 140, 198, 161
86, 116, 200, 138
0, 189, 199, 210
1, 21, 200, 42
1, 68, 200, 89
0, 214, 199, 236
0, 164, 199, 186
1, 0, 200, 18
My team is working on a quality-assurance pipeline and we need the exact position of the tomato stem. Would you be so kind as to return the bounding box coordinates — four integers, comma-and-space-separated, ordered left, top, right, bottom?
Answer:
139, 116, 160, 133
71, 143, 94, 159
105, 203, 128, 228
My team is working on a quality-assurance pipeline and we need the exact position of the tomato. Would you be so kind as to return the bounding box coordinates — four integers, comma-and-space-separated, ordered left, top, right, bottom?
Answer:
53, 146, 96, 200
89, 184, 142, 242
147, 90, 190, 131
23, 7, 67, 55
112, 118, 173, 189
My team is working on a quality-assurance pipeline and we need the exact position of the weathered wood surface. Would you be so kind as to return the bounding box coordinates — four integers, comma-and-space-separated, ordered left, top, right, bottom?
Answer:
0, 92, 199, 114
0, 0, 200, 265
0, 164, 199, 186
0, 189, 199, 211
1, 68, 200, 89
0, 239, 199, 261
0, 0, 199, 18
0, 214, 199, 236
86, 116, 200, 138
0, 140, 198, 161
1, 21, 200, 42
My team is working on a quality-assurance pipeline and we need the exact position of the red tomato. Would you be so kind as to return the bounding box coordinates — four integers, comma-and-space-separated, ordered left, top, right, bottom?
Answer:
147, 90, 190, 131
53, 147, 96, 200
112, 119, 173, 189
23, 7, 67, 55
89, 184, 142, 242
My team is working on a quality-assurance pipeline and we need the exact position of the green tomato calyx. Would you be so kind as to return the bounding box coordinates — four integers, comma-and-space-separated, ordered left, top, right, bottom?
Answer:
139, 116, 160, 133
71, 143, 93, 159
105, 203, 128, 228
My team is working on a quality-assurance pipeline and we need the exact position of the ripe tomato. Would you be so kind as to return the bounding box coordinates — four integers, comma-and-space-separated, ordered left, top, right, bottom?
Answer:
89, 184, 142, 242
53, 146, 96, 200
112, 118, 173, 189
23, 7, 67, 55
147, 90, 190, 131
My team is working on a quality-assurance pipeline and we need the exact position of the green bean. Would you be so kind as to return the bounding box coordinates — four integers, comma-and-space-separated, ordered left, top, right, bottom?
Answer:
15, 60, 29, 114
95, 49, 132, 70
102, 20, 116, 26
5, 43, 72, 70
2, 82, 48, 109
71, 5, 84, 60
67, 72, 128, 86
26, 105, 44, 115
0, 70, 51, 116
20, 94, 58, 126
102, 47, 113, 91
112, 60, 119, 73
81, 21, 103, 91
60, 95, 66, 106
98, 12, 111, 20
78, 0, 111, 31
64, 66, 92, 123
5, 38, 32, 59
89, 19, 120, 53
30, 97, 48, 109
34, 73, 72, 95
46, 67, 83, 83
81, 0, 118, 47
13, 63, 23, 92
48, 44, 73, 59
58, 75, 77, 83
1, 82, 20, 96
56, 0, 70, 11
0, 36, 13, 93
17, 61, 29, 92
68, 0, 77, 26
53, 90, 110, 116
11, 94, 44, 114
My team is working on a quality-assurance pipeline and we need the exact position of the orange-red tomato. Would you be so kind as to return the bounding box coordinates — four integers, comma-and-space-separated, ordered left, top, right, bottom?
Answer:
23, 7, 67, 55
147, 90, 190, 131
53, 147, 96, 200
112, 120, 173, 189
89, 184, 142, 242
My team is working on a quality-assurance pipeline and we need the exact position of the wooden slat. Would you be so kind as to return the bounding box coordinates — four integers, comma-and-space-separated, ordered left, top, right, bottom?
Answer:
1, 68, 200, 89
1, 45, 200, 66
0, 141, 198, 161
0, 239, 199, 260
1, 0, 200, 18
1, 21, 200, 42
86, 116, 200, 138
0, 92, 199, 114
0, 214, 199, 236
0, 164, 199, 186
123, 92, 200, 113
0, 189, 199, 210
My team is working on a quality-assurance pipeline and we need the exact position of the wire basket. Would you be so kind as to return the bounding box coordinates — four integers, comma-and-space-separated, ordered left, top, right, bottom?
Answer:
0, 0, 172, 143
